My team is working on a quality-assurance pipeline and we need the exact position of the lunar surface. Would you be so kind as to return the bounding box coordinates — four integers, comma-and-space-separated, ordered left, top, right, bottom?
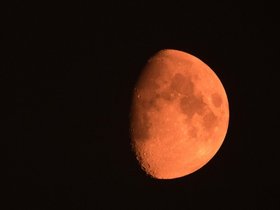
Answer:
130, 49, 229, 179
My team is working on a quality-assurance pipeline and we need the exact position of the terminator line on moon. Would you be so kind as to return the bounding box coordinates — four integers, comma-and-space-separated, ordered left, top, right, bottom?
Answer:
130, 49, 229, 179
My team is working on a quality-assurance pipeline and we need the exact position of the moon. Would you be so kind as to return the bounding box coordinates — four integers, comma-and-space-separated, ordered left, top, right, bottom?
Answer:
130, 49, 229, 179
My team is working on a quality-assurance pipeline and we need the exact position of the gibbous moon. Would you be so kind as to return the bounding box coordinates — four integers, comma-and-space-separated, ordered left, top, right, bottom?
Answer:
130, 49, 229, 179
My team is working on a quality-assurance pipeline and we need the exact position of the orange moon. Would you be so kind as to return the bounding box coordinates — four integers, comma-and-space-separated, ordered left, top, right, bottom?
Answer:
130, 49, 229, 179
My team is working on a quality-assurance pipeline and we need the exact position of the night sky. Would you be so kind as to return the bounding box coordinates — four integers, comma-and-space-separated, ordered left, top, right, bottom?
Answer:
6, 1, 280, 209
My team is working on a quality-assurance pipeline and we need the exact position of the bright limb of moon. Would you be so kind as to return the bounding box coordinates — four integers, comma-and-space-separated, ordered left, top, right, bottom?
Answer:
130, 49, 229, 179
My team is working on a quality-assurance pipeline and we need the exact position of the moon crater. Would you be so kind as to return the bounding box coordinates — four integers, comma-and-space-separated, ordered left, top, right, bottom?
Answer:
211, 92, 223, 107
180, 95, 206, 119
170, 73, 194, 95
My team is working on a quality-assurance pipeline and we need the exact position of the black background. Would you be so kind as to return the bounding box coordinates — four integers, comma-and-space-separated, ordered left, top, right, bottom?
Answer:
5, 1, 280, 209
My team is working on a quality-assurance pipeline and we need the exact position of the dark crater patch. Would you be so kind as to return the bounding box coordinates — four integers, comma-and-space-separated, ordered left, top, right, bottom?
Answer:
148, 80, 160, 92
202, 110, 218, 131
142, 95, 158, 110
160, 89, 176, 101
189, 127, 198, 138
170, 73, 194, 95
141, 91, 161, 111
211, 93, 223, 107
180, 95, 206, 119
